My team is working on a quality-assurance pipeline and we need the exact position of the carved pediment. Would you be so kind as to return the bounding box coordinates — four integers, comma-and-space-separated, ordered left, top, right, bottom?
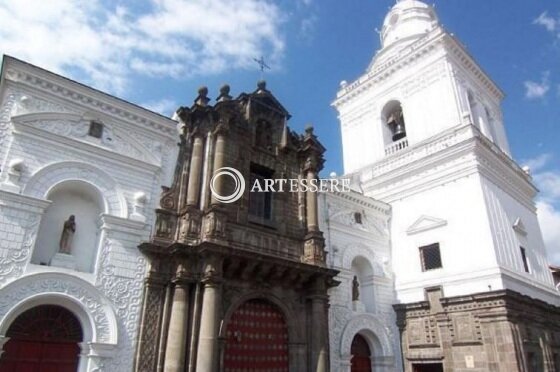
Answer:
14, 93, 75, 115
406, 215, 447, 235
328, 202, 387, 237
12, 112, 161, 165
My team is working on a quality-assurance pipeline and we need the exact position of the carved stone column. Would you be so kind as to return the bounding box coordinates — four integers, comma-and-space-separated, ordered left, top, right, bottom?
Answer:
195, 255, 222, 372
309, 278, 329, 372
163, 277, 192, 372
306, 169, 319, 232
186, 133, 205, 207
210, 128, 227, 206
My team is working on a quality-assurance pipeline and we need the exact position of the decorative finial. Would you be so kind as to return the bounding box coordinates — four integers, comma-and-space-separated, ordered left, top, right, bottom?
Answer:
305, 124, 314, 135
257, 80, 267, 91
217, 84, 232, 102
195, 86, 210, 106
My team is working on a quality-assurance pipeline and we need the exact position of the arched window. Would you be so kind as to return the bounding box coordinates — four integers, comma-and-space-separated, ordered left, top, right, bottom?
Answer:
483, 106, 497, 142
32, 180, 104, 272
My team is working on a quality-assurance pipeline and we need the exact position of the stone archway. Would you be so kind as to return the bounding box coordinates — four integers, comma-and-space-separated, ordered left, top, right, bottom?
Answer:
0, 273, 119, 371
223, 299, 289, 371
339, 315, 396, 372
23, 161, 127, 218
0, 304, 83, 372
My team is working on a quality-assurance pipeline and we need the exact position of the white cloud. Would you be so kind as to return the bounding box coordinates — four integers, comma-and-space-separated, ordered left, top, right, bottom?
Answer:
299, 15, 318, 41
537, 200, 560, 264
522, 153, 553, 173
141, 98, 178, 117
534, 11, 558, 33
524, 71, 550, 99
0, 0, 286, 94
525, 153, 560, 264
534, 171, 560, 200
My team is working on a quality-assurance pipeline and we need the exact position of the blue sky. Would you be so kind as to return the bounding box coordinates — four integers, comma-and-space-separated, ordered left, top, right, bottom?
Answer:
1, 0, 559, 262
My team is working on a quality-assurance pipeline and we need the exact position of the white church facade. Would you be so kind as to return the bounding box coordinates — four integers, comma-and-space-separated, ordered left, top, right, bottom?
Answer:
0, 56, 178, 371
0, 0, 559, 371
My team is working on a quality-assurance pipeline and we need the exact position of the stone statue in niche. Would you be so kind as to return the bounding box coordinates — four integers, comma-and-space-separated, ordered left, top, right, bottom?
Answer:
352, 275, 360, 301
59, 215, 76, 254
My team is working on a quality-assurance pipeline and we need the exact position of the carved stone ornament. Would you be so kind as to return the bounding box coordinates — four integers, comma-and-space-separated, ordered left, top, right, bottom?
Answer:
0, 215, 40, 285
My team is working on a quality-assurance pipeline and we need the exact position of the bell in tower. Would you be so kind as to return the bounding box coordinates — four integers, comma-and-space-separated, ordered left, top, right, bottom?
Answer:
386, 106, 406, 142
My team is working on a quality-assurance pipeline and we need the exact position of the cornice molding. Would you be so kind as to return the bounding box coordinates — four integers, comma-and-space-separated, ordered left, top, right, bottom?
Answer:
0, 190, 51, 211
333, 28, 447, 108
323, 190, 391, 215
2, 58, 177, 138
354, 125, 535, 207
333, 28, 503, 109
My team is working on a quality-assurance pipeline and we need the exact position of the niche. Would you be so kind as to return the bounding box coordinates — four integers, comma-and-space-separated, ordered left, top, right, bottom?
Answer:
32, 181, 104, 272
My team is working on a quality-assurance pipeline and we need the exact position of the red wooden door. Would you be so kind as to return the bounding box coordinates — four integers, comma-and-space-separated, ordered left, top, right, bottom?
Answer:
351, 334, 372, 372
0, 305, 82, 372
224, 299, 289, 371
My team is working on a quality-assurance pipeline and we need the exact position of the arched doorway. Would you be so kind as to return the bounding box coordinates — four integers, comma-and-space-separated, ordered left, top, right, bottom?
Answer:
351, 334, 372, 372
0, 305, 83, 372
223, 299, 289, 371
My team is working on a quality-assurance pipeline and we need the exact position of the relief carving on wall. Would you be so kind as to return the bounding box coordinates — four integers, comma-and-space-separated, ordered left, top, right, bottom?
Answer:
0, 214, 40, 285
453, 315, 472, 343
402, 61, 448, 98
21, 116, 158, 164
327, 201, 388, 236
407, 317, 439, 346
96, 238, 148, 371
14, 93, 75, 116
0, 93, 18, 171
135, 284, 165, 372
0, 276, 113, 343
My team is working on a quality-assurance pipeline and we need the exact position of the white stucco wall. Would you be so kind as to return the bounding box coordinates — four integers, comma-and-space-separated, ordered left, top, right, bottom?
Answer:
0, 56, 178, 371
320, 191, 401, 372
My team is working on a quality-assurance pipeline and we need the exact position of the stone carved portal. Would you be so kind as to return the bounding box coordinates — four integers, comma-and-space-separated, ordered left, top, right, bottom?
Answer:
223, 299, 289, 371
0, 305, 83, 372
351, 334, 372, 372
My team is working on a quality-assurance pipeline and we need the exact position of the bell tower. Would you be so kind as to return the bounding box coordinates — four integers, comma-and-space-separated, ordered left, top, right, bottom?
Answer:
334, 1, 560, 370
334, 0, 510, 173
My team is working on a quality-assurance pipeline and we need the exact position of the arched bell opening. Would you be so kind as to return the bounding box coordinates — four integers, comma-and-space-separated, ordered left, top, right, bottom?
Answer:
0, 305, 83, 372
382, 100, 407, 143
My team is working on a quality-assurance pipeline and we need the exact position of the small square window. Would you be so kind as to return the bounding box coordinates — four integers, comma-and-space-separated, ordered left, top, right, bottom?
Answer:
354, 212, 362, 224
88, 121, 103, 138
520, 246, 530, 273
420, 243, 442, 271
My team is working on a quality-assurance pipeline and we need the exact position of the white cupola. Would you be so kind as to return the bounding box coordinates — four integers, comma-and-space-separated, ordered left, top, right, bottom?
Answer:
381, 0, 438, 49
